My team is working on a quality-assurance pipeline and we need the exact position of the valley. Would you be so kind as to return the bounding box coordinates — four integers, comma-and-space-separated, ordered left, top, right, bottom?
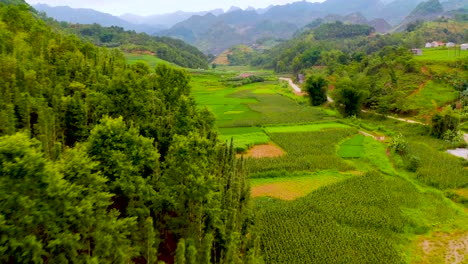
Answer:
1, 0, 468, 263
182, 66, 468, 263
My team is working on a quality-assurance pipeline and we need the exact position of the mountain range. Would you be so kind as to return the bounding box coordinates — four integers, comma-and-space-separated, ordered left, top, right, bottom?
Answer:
33, 0, 467, 55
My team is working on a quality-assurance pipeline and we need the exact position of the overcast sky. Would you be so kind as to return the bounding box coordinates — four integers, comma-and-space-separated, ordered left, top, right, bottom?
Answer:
25, 0, 326, 16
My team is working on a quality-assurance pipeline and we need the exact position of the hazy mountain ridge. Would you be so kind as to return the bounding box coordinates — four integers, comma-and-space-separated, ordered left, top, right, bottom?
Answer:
28, 0, 467, 55
33, 4, 165, 34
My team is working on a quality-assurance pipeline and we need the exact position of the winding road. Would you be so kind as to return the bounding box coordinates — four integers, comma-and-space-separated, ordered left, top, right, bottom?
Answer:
279, 77, 333, 102
279, 77, 302, 94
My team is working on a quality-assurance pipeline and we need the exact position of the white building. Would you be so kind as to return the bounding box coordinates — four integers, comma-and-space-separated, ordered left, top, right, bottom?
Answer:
425, 42, 432, 48
446, 42, 455, 47
461, 44, 468, 51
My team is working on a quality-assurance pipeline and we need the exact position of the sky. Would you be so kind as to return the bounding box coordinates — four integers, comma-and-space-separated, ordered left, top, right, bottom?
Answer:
25, 0, 326, 16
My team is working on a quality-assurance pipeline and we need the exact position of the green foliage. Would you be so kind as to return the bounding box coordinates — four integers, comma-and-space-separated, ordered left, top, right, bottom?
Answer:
305, 75, 328, 106
409, 0, 443, 17
334, 75, 370, 117
0, 4, 260, 263
0, 133, 137, 263
390, 133, 408, 155
431, 107, 460, 138
313, 21, 375, 40
62, 23, 208, 69
226, 45, 255, 66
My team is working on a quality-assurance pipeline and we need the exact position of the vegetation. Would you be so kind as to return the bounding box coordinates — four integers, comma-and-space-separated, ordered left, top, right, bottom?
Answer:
0, 4, 259, 262
256, 171, 461, 264
305, 75, 328, 106
246, 129, 357, 173
43, 18, 208, 69
312, 21, 375, 40
338, 134, 365, 158
2, 1, 468, 263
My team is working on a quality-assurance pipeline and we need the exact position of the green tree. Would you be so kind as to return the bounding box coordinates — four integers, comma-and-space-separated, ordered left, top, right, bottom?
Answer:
334, 75, 370, 117
305, 75, 328, 106
431, 107, 460, 138
0, 133, 136, 262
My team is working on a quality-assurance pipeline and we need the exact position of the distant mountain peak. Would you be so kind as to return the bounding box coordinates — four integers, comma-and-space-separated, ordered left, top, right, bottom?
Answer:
227, 6, 242, 13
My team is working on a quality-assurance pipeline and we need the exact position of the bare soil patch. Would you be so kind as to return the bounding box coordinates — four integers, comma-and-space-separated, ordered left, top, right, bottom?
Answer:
243, 142, 285, 158
131, 50, 156, 56
415, 232, 468, 264
252, 184, 298, 201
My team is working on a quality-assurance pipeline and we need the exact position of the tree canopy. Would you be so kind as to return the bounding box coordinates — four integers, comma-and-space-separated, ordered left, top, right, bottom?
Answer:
0, 3, 259, 263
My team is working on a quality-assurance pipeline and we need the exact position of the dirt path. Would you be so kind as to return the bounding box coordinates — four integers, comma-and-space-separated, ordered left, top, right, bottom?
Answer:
279, 77, 334, 100
359, 130, 385, 141
409, 66, 432, 97
279, 77, 306, 96
361, 110, 427, 126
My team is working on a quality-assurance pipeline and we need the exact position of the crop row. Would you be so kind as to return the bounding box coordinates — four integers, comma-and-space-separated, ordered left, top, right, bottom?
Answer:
254, 171, 459, 263
246, 129, 357, 173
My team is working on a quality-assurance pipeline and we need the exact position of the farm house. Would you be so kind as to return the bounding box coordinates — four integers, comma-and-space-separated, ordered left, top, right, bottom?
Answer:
411, 48, 422, 55
462, 44, 468, 50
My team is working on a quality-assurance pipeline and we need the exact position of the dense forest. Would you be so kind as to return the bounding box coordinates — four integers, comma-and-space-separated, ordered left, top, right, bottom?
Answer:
58, 23, 209, 69
0, 2, 260, 263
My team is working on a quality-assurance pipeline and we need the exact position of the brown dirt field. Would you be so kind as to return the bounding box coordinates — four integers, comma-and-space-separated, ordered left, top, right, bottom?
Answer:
212, 50, 232, 65
415, 232, 468, 264
243, 142, 285, 158
131, 50, 156, 56
252, 184, 298, 201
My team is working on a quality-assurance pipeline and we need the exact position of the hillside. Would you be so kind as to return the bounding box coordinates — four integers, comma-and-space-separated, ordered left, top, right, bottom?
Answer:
252, 19, 467, 117
2, 0, 468, 264
47, 20, 208, 69
158, 0, 427, 54
0, 2, 259, 263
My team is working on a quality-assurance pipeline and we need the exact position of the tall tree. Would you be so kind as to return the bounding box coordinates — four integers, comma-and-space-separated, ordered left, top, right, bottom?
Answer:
305, 75, 328, 106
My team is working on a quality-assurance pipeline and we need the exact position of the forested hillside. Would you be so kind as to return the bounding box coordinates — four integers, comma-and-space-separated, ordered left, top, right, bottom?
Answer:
56, 22, 209, 69
0, 2, 259, 263
251, 19, 467, 117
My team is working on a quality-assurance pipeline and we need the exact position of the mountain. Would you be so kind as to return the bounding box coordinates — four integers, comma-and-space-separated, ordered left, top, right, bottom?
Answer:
441, 0, 468, 11
300, 13, 391, 34
376, 0, 426, 25
393, 0, 463, 31
160, 0, 425, 54
160, 9, 299, 54
120, 9, 224, 28
33, 4, 164, 34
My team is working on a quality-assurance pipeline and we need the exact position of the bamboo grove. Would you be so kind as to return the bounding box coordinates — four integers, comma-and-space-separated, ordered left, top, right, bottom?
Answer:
0, 3, 261, 263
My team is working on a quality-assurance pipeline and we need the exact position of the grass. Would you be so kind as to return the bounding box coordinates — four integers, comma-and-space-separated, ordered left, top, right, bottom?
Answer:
246, 129, 357, 173
338, 134, 365, 158
414, 48, 468, 62
255, 171, 466, 264
405, 81, 459, 114
190, 71, 335, 127
124, 53, 176, 68
251, 170, 354, 200
218, 127, 270, 152
264, 122, 350, 133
